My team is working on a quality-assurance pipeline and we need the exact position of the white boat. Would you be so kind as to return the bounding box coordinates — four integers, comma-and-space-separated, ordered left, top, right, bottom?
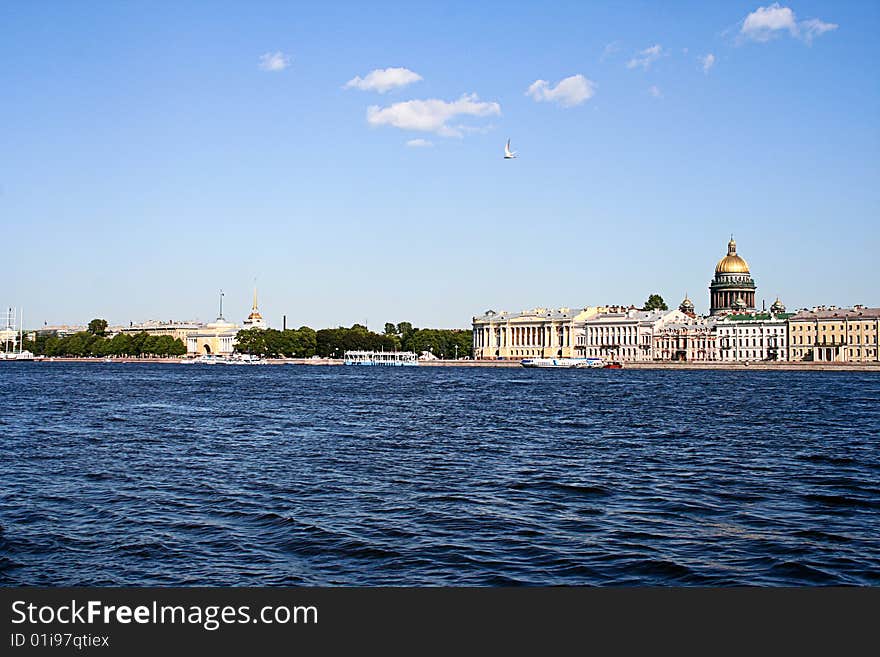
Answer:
0, 350, 34, 361
1, 307, 33, 361
521, 357, 605, 369
344, 350, 418, 366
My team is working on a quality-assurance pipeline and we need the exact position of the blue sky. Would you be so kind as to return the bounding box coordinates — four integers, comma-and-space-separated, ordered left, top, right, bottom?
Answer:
2, 1, 877, 328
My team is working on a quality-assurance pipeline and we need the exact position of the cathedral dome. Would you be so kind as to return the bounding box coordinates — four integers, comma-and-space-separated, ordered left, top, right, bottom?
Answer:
715, 238, 750, 274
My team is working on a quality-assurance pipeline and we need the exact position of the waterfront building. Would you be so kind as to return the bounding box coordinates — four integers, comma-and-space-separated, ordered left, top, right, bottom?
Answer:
185, 291, 240, 356
242, 287, 267, 330
36, 324, 87, 338
788, 306, 880, 362
576, 308, 691, 362
714, 306, 791, 362
710, 237, 756, 315
186, 318, 239, 356
653, 316, 718, 362
472, 306, 607, 359
121, 320, 202, 342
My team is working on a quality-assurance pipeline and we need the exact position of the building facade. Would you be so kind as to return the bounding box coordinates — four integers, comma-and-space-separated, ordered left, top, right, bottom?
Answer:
710, 237, 756, 315
714, 307, 791, 362
788, 306, 880, 362
186, 318, 239, 355
472, 306, 606, 359
121, 320, 202, 343
653, 316, 718, 362
576, 309, 691, 362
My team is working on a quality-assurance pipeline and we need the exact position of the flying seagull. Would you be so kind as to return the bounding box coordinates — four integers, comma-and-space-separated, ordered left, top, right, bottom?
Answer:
504, 138, 517, 159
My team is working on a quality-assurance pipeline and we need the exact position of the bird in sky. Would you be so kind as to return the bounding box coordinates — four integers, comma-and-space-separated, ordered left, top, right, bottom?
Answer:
504, 138, 517, 159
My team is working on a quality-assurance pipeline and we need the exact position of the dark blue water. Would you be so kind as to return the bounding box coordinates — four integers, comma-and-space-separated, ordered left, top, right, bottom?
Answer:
1, 363, 878, 586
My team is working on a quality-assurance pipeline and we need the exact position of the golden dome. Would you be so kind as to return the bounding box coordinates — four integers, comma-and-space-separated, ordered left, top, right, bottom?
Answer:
715, 237, 750, 274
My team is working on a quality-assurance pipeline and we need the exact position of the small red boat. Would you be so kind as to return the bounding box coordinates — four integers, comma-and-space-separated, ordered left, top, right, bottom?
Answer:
603, 361, 623, 369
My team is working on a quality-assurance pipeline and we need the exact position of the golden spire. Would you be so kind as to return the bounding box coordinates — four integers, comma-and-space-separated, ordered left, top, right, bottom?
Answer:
246, 284, 263, 322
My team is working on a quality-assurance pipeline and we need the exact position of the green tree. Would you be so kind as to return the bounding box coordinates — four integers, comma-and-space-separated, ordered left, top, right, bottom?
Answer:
108, 333, 132, 356
295, 326, 317, 357
87, 318, 108, 337
235, 328, 267, 355
642, 294, 668, 311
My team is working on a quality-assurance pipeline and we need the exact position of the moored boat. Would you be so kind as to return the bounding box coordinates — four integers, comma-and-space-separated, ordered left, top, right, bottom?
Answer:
521, 357, 604, 369
344, 350, 418, 366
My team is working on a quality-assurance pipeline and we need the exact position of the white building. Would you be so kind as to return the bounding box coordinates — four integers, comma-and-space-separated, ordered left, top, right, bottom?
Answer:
715, 309, 789, 362
653, 316, 719, 362
576, 309, 691, 362
472, 306, 609, 360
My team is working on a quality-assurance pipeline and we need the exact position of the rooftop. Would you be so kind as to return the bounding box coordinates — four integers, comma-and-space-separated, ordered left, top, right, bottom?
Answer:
790, 307, 880, 320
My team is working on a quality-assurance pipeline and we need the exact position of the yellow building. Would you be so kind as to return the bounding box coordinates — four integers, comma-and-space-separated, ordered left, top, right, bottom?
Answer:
186, 318, 240, 356
788, 306, 880, 362
185, 290, 241, 356
472, 306, 608, 359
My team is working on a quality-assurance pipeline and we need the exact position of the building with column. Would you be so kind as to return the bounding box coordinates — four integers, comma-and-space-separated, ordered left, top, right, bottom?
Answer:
714, 303, 791, 362
653, 316, 718, 362
472, 306, 606, 360
185, 291, 240, 356
788, 306, 880, 362
710, 237, 756, 315
186, 318, 239, 355
576, 308, 691, 362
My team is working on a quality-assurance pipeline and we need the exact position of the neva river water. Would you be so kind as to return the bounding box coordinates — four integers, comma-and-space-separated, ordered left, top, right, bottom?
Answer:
1, 363, 878, 586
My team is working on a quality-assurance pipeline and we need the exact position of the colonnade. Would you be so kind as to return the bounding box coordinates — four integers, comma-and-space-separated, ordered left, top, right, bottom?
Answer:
473, 324, 572, 350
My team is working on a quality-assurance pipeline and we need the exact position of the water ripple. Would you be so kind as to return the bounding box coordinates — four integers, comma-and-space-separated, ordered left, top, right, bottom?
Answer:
0, 363, 878, 586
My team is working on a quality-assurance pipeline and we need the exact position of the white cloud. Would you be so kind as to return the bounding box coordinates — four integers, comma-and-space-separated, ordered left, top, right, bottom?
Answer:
740, 4, 838, 44
406, 139, 433, 147
742, 3, 797, 40
601, 41, 621, 61
366, 93, 501, 138
344, 67, 423, 93
526, 74, 596, 108
799, 18, 838, 44
699, 53, 716, 73
627, 44, 663, 70
649, 85, 662, 98
259, 51, 291, 72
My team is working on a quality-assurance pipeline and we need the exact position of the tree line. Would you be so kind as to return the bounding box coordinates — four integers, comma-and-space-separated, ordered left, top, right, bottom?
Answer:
23, 331, 186, 357
19, 318, 474, 359
235, 322, 473, 359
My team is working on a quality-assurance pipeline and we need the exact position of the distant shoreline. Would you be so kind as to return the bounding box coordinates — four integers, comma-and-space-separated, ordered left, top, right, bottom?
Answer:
9, 357, 880, 371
